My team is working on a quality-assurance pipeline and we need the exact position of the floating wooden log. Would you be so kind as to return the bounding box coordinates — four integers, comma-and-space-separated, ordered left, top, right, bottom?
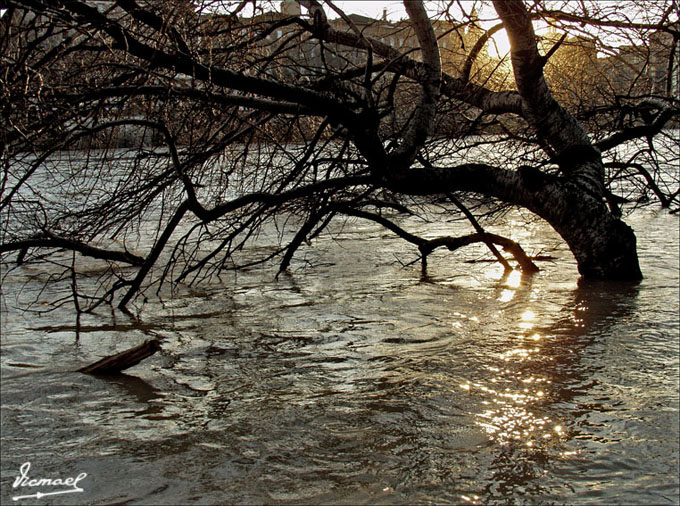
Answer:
79, 339, 161, 375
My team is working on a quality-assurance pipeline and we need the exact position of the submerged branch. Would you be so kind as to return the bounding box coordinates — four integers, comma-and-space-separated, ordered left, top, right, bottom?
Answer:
79, 339, 161, 375
447, 193, 512, 272
0, 234, 145, 266
118, 201, 190, 309
421, 233, 539, 274
340, 207, 538, 273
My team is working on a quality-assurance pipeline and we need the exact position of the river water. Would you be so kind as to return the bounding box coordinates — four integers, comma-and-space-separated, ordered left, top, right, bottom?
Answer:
1, 202, 678, 504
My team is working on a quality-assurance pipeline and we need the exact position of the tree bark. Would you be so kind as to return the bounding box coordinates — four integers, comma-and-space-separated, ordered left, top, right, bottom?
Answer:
386, 161, 642, 280
528, 177, 642, 280
4, 0, 655, 295
491, 0, 642, 280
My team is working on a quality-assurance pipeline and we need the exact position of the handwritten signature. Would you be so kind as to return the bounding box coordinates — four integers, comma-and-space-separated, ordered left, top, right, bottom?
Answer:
12, 462, 87, 501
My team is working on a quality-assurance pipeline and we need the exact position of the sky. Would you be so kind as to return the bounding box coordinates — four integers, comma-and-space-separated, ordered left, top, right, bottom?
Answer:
330, 1, 408, 21
280, 0, 677, 48
328, 1, 513, 56
290, 1, 501, 23
296, 1, 674, 55
5, 1, 664, 55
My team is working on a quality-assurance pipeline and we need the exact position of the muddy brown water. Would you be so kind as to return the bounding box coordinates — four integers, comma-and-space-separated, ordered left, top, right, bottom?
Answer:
1, 206, 678, 505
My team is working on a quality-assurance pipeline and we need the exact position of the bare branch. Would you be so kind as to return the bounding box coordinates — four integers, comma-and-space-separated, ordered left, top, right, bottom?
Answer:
0, 234, 145, 265
341, 206, 538, 273
596, 100, 680, 152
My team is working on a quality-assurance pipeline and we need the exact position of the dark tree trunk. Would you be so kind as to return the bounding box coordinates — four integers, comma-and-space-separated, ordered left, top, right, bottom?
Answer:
520, 165, 643, 280
390, 159, 643, 281
545, 194, 642, 280
490, 0, 644, 281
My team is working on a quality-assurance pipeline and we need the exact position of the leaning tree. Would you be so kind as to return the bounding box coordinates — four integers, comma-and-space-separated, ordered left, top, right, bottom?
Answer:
1, 0, 678, 312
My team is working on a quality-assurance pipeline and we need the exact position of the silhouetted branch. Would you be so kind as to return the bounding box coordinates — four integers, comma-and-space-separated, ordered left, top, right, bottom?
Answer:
596, 101, 679, 152
462, 22, 504, 83
118, 201, 190, 309
0, 234, 145, 265
606, 161, 676, 207
447, 193, 512, 272
340, 206, 538, 273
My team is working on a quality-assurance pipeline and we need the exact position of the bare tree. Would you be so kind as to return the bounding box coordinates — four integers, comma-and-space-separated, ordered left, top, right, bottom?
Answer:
1, 0, 678, 312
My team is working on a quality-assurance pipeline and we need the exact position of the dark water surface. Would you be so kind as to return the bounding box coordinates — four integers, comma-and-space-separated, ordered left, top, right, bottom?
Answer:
1, 208, 678, 505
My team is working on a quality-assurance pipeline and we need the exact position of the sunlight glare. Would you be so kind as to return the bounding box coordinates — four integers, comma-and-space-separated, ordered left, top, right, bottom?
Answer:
505, 269, 522, 288
488, 30, 511, 58
521, 310, 536, 321
498, 289, 515, 302
518, 309, 536, 329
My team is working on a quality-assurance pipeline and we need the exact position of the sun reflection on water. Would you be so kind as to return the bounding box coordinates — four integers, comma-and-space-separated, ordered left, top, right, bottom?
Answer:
465, 298, 570, 457
518, 310, 536, 329
521, 310, 535, 321
493, 268, 526, 302
505, 269, 523, 288
498, 289, 515, 302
